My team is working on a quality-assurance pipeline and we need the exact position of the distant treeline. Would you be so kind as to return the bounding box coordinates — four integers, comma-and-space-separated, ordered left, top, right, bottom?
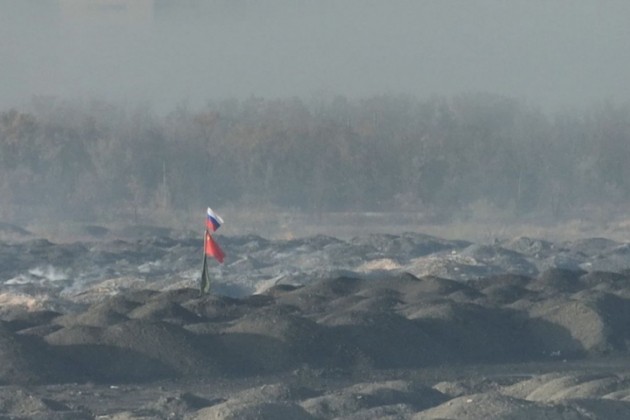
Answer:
1, 94, 629, 224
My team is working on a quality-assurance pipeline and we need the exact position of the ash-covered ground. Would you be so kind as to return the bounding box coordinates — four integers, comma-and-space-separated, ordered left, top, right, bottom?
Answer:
2, 223, 630, 419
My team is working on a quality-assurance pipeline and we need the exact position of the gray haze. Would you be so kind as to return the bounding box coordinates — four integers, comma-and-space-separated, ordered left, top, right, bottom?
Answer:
2, 0, 630, 112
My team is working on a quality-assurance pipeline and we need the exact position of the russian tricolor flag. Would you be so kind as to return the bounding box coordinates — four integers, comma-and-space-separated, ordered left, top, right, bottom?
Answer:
206, 207, 224, 232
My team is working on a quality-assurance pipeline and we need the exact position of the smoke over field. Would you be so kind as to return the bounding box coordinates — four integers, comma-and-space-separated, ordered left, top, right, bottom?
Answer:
2, 3, 630, 418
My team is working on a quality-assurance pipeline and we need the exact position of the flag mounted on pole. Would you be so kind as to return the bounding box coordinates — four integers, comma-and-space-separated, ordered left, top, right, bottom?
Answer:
204, 230, 225, 263
200, 207, 225, 295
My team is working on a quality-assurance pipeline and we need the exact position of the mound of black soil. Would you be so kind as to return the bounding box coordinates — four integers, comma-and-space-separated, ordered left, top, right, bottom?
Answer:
0, 263, 628, 387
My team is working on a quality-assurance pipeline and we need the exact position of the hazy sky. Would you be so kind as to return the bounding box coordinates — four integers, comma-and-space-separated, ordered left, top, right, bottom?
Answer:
1, 0, 629, 113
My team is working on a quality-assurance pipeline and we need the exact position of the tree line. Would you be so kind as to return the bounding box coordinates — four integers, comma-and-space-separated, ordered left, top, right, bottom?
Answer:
1, 94, 629, 225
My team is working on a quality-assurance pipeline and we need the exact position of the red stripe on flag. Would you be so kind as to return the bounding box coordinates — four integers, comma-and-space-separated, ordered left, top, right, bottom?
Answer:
205, 231, 225, 263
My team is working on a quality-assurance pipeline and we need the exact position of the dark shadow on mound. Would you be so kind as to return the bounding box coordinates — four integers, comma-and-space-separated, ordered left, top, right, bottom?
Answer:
217, 332, 335, 375
322, 313, 456, 369
532, 268, 588, 293
2, 310, 62, 332
415, 314, 539, 363
0, 326, 98, 385
49, 344, 178, 383
218, 333, 295, 374
525, 318, 586, 359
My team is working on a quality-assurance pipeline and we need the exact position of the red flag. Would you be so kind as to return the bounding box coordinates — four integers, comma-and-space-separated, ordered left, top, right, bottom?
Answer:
205, 231, 225, 263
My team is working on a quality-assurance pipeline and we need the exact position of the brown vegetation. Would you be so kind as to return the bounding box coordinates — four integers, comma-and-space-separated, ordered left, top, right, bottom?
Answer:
1, 94, 629, 226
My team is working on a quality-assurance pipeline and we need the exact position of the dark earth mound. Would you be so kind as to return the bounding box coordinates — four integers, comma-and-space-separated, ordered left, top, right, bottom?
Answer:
3, 272, 630, 417
5, 269, 625, 386
2, 231, 630, 418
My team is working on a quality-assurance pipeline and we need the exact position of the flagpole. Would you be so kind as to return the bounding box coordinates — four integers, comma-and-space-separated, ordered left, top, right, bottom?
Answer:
200, 207, 225, 295
200, 229, 209, 295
